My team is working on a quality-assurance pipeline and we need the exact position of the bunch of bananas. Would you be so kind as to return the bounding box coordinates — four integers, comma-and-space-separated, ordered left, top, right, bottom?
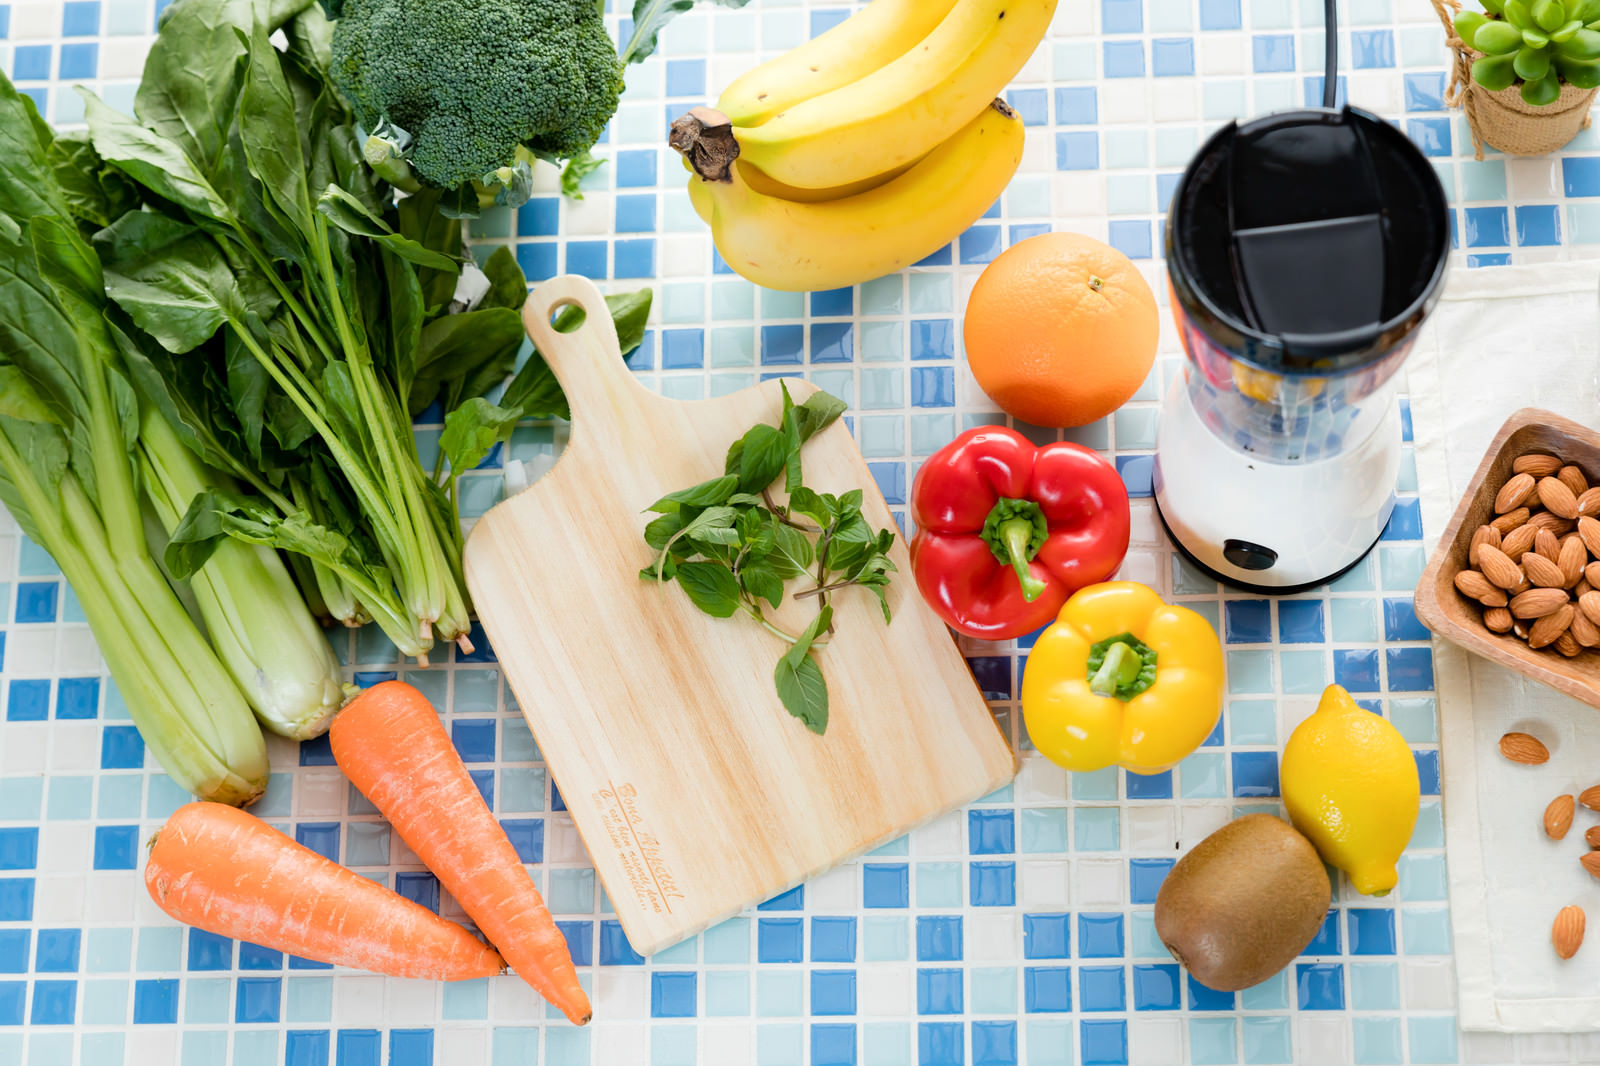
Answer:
670, 0, 1057, 293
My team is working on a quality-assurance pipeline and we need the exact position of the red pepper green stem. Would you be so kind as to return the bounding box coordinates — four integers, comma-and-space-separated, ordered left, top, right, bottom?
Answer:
980, 498, 1049, 602
1086, 632, 1158, 700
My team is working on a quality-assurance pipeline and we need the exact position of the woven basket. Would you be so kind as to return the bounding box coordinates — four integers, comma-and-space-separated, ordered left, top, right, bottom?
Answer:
1431, 0, 1597, 159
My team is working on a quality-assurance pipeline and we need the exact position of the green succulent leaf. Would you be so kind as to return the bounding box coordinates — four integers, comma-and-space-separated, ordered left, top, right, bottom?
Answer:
1457, 9, 1492, 41
1506, 0, 1534, 28
1535, 0, 1567, 31
1522, 71, 1563, 102
1556, 52, 1600, 84
1559, 26, 1600, 54
1553, 18, 1584, 40
1516, 43, 1555, 77
1524, 25, 1552, 44
1483, 0, 1507, 13
1473, 51, 1521, 88
1477, 19, 1528, 51
1577, 0, 1600, 22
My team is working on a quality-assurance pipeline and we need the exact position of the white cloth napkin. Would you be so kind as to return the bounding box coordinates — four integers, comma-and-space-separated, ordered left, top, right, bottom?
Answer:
1409, 262, 1600, 1031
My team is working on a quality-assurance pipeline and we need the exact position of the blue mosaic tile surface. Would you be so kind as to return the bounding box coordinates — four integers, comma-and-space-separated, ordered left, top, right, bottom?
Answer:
5, 0, 1600, 1061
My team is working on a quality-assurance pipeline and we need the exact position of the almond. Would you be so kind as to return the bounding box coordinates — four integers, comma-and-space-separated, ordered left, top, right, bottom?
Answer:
1541, 477, 1581, 519
1577, 579, 1593, 599
1484, 606, 1514, 633
1588, 562, 1600, 588
1560, 465, 1590, 499
1480, 545, 1525, 590
1502, 524, 1540, 560
1531, 604, 1576, 648
1455, 570, 1497, 601
1582, 590, 1600, 627
1512, 577, 1534, 596
1580, 516, 1600, 559
1580, 784, 1600, 810
1536, 528, 1562, 562
1493, 507, 1533, 534
1547, 794, 1576, 839
1498, 473, 1539, 513
1583, 852, 1600, 879
1528, 510, 1575, 535
1470, 525, 1501, 568
1515, 453, 1564, 477
1501, 732, 1552, 764
1480, 587, 1509, 608
1523, 552, 1567, 589
1514, 621, 1531, 640
1572, 608, 1600, 647
1555, 906, 1587, 960
1511, 587, 1571, 619
1586, 825, 1600, 848
1561, 535, 1589, 586
1556, 631, 1583, 657
1578, 487, 1600, 518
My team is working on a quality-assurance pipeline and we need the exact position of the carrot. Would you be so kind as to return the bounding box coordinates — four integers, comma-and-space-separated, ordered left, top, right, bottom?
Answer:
145, 802, 504, 981
329, 680, 592, 1025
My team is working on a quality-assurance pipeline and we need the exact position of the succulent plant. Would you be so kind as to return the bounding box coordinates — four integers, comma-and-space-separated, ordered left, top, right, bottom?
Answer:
1455, 0, 1600, 105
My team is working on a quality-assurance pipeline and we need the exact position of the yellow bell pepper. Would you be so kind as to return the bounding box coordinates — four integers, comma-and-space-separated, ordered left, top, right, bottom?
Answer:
1021, 582, 1225, 775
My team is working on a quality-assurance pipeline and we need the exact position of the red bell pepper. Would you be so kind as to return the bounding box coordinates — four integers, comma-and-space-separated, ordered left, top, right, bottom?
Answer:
909, 427, 1131, 640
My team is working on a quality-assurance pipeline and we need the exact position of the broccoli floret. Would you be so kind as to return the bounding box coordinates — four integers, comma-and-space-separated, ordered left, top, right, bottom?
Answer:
330, 0, 624, 190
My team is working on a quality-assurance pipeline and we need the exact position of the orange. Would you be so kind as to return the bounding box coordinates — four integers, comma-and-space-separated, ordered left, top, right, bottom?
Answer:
963, 232, 1159, 428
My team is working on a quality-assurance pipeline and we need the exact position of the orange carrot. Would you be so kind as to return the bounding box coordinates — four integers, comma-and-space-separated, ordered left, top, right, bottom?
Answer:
329, 681, 592, 1025
145, 802, 504, 981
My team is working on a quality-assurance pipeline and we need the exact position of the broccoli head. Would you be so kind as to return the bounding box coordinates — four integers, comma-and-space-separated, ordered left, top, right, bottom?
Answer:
330, 0, 624, 190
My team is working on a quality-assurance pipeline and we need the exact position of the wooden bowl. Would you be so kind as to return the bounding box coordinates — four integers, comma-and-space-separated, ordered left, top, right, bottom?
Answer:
1414, 407, 1600, 710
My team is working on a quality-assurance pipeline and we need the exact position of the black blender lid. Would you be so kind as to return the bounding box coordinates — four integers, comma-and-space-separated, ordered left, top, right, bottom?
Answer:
1168, 106, 1449, 373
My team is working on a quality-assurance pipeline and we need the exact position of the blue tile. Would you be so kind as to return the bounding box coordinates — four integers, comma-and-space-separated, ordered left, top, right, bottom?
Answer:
30, 980, 75, 1024
514, 242, 557, 282
467, 769, 493, 809
394, 872, 439, 915
61, 1, 98, 34
1128, 859, 1173, 904
651, 972, 697, 1018
1080, 1019, 1129, 1066
0, 982, 19, 1025
285, 1031, 330, 1066
1382, 598, 1428, 641
1157, 172, 1182, 211
236, 977, 281, 1024
55, 677, 98, 719
0, 932, 26, 973
1386, 648, 1434, 691
1296, 963, 1345, 1009
1023, 914, 1070, 960
1405, 72, 1446, 111
758, 918, 804, 964
912, 367, 955, 408
812, 970, 857, 1016
760, 885, 805, 912
1464, 206, 1510, 247
1348, 908, 1396, 955
958, 226, 1003, 266
389, 1031, 433, 1066
1231, 752, 1279, 797
870, 462, 907, 505
1350, 29, 1394, 67
1253, 34, 1295, 72
812, 321, 855, 364
1200, 0, 1242, 28
1132, 965, 1180, 1010
1415, 749, 1441, 796
0, 830, 36, 871
133, 979, 178, 1024
298, 734, 336, 766
449, 719, 496, 763
919, 1021, 964, 1066
1467, 253, 1511, 269
1334, 648, 1381, 692
811, 288, 853, 317
1278, 600, 1325, 643
918, 968, 963, 1015
58, 42, 95, 77
911, 320, 954, 362
516, 198, 559, 236
665, 57, 704, 97
6, 679, 48, 721
1024, 967, 1071, 1012
865, 864, 910, 908
1124, 770, 1171, 799
1303, 74, 1348, 107
966, 657, 1011, 701
0, 6, 8, 38
969, 862, 1015, 907
1078, 967, 1125, 1011
34, 929, 78, 973
336, 1030, 380, 1066
1564, 156, 1600, 196
1055, 87, 1098, 125
1380, 498, 1422, 541
1305, 909, 1340, 956
287, 954, 332, 971
565, 240, 607, 278
1078, 914, 1124, 958
812, 918, 857, 963
187, 930, 233, 971
1056, 131, 1100, 170
917, 917, 963, 962
1102, 0, 1142, 32
761, 324, 804, 366
657, 327, 705, 371
1009, 87, 1049, 126
1151, 38, 1194, 76
1103, 40, 1145, 77
1107, 220, 1152, 260
11, 44, 50, 81
1406, 117, 1452, 160
93, 826, 138, 870
613, 238, 654, 279
1186, 974, 1235, 1011
814, 1023, 858, 1066
294, 824, 340, 864
616, 149, 656, 187
552, 921, 592, 968
500, 819, 543, 864
1224, 601, 1271, 643
238, 942, 282, 971
969, 811, 1015, 856
972, 1020, 1017, 1066
1516, 204, 1562, 246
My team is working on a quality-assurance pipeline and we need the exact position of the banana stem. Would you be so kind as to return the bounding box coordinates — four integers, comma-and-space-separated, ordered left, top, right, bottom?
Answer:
669, 107, 741, 183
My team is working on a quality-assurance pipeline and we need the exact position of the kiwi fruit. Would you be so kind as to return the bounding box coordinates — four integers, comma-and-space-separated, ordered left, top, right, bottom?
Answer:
1154, 813, 1331, 992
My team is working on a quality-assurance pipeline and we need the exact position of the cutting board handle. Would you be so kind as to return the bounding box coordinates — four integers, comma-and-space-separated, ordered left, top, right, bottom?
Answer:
521, 275, 649, 441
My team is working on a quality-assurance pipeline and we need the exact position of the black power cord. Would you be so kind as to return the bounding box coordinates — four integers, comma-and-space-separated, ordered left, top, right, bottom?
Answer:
1323, 0, 1339, 108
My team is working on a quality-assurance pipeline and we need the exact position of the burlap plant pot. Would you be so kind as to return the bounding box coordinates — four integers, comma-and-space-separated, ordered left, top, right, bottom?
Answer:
1432, 0, 1598, 160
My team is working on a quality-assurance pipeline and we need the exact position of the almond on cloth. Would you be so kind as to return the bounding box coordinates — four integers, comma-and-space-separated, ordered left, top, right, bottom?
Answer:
1555, 906, 1586, 960
1546, 794, 1576, 839
1500, 732, 1551, 764
1580, 784, 1600, 810
1514, 453, 1564, 477
1585, 825, 1600, 848
1582, 852, 1600, 879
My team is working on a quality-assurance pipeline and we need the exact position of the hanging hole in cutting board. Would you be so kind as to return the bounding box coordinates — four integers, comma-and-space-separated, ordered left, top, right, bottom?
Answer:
549, 298, 586, 331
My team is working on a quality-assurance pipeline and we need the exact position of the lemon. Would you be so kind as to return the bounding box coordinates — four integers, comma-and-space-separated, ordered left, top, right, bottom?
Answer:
1280, 684, 1421, 896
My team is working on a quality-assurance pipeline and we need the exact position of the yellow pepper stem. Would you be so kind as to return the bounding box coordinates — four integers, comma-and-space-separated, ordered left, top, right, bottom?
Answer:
1086, 632, 1158, 700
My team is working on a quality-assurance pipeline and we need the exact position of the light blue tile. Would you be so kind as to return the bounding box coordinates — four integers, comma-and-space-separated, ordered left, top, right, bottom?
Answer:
757, 971, 803, 1017
135, 927, 182, 972
916, 862, 962, 908
1007, 176, 1052, 218
87, 929, 131, 973
80, 979, 127, 1024
1239, 971, 1287, 1010
1407, 1017, 1458, 1064
860, 277, 903, 316
46, 775, 92, 820
1129, 912, 1165, 958
909, 274, 953, 314
860, 322, 904, 363
1074, 807, 1120, 851
1253, 77, 1298, 113
1190, 1018, 1239, 1065
184, 978, 230, 1023
1204, 80, 1249, 119
1380, 546, 1427, 591
1398, 854, 1448, 900
712, 280, 756, 320
662, 282, 704, 323
711, 327, 755, 368
1226, 651, 1274, 694
654, 938, 698, 965
1104, 129, 1149, 168
233, 1032, 278, 1066
29, 1034, 75, 1065
1330, 599, 1379, 642
1251, 0, 1294, 27
1349, 961, 1400, 1010
0, 778, 42, 820
500, 767, 547, 812
1412, 802, 1444, 848
1229, 701, 1277, 745
706, 971, 750, 1017
1181, 752, 1229, 798
1173, 554, 1218, 595
1242, 1017, 1291, 1064
757, 1022, 805, 1066
1279, 650, 1326, 695
863, 917, 909, 962
548, 869, 595, 914
1331, 555, 1376, 592
703, 919, 751, 964
863, 1022, 911, 1066
1149, 0, 1194, 30
442, 978, 488, 1021
1155, 127, 1199, 167
762, 289, 804, 319
80, 1034, 124, 1066
1113, 407, 1159, 449
1402, 907, 1452, 954
1026, 1020, 1074, 1066
970, 967, 1018, 1013
1021, 808, 1068, 853
1074, 767, 1120, 802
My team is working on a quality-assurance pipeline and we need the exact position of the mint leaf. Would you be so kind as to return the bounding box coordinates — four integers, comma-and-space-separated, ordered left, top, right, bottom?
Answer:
648, 473, 738, 514
770, 521, 814, 579
675, 561, 741, 617
739, 561, 784, 608
774, 605, 832, 733
736, 423, 788, 493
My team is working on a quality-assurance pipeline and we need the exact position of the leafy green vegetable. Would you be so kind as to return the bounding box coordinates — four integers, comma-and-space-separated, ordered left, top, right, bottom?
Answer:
623, 0, 752, 64
560, 149, 606, 200
641, 385, 896, 734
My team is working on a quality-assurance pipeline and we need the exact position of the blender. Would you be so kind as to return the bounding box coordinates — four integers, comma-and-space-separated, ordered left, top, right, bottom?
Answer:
1153, 13, 1451, 593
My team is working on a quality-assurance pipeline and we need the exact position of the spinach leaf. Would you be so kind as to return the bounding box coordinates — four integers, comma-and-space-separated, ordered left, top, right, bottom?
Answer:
440, 397, 519, 477
407, 307, 525, 417
315, 185, 457, 272
80, 90, 236, 228
93, 211, 244, 354
237, 20, 315, 234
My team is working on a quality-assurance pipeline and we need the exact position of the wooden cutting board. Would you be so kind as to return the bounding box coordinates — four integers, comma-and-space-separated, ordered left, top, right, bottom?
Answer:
463, 275, 1016, 956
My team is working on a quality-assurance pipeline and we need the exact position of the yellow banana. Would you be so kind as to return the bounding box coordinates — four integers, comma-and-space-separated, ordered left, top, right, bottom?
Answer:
716, 0, 962, 128
689, 99, 1024, 292
731, 0, 1055, 189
